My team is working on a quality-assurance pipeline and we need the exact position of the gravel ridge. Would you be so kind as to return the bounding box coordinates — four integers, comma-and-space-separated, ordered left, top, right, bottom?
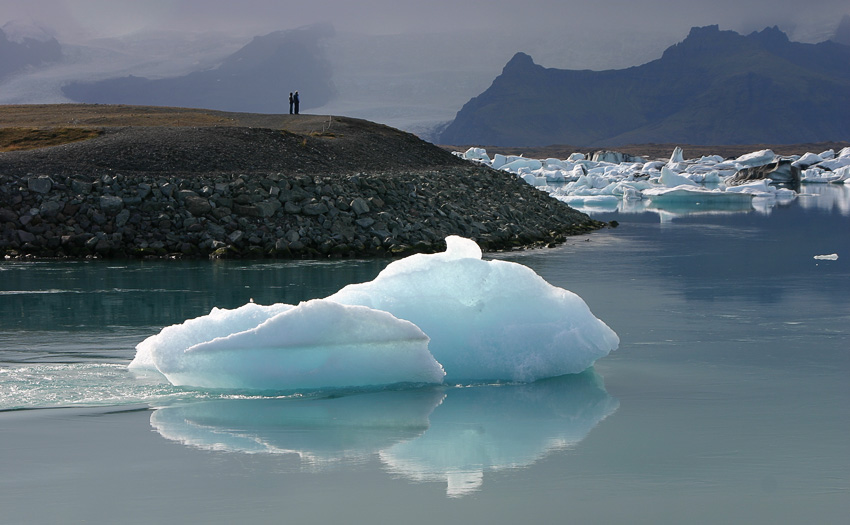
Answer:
0, 122, 604, 259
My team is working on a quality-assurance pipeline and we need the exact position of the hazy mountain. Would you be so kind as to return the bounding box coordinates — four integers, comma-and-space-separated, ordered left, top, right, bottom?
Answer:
832, 15, 850, 46
62, 24, 336, 113
439, 25, 850, 147
0, 25, 62, 80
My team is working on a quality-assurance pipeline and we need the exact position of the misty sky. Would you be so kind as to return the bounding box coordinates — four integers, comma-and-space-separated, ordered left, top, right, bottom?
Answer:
3, 0, 848, 41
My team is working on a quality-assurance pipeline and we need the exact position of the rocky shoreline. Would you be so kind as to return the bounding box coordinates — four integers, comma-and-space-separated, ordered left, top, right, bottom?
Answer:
1, 119, 604, 260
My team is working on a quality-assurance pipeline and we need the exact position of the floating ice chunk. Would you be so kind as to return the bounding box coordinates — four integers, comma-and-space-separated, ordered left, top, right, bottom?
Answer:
838, 147, 850, 158
501, 158, 542, 172
660, 166, 699, 187
463, 147, 490, 162
700, 155, 724, 163
129, 302, 295, 371
802, 167, 848, 183
793, 152, 824, 169
819, 149, 835, 160
622, 186, 642, 201
669, 146, 685, 164
735, 149, 775, 167
134, 299, 445, 391
491, 153, 507, 169
818, 156, 850, 171
644, 185, 755, 204
814, 253, 839, 260
642, 160, 665, 173
329, 236, 618, 382
833, 165, 850, 183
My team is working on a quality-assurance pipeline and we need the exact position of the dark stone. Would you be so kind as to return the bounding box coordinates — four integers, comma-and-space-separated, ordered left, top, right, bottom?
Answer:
28, 176, 53, 194
99, 195, 124, 215
185, 195, 212, 216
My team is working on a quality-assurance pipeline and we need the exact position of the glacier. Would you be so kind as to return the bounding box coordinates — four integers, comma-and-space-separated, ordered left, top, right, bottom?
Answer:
130, 236, 618, 391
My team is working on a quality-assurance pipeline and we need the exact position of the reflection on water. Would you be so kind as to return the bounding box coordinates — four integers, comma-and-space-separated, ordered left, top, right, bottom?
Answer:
150, 371, 618, 497
570, 182, 849, 220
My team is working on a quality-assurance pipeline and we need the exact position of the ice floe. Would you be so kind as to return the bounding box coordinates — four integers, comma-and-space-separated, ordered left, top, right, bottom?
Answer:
130, 236, 618, 391
457, 145, 849, 216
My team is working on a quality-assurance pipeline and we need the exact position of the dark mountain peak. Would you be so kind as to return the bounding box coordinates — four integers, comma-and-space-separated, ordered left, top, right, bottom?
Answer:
686, 24, 721, 38
748, 25, 790, 45
503, 52, 537, 73
660, 24, 797, 62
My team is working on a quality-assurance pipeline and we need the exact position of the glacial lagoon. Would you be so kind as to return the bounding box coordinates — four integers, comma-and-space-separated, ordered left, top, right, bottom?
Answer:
1, 183, 848, 524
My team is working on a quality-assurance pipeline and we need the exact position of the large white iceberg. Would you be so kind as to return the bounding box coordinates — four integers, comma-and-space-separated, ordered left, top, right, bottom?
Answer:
329, 236, 619, 382
129, 236, 618, 390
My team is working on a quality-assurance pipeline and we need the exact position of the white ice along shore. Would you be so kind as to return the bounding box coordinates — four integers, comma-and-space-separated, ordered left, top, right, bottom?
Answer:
129, 236, 619, 390
457, 146, 850, 216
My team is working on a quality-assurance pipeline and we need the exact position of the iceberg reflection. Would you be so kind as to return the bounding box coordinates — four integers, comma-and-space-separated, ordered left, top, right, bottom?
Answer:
150, 370, 618, 496
150, 388, 444, 465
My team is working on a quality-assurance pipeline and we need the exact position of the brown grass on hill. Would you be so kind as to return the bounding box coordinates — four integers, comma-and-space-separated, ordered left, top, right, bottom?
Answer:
0, 104, 235, 128
0, 127, 102, 152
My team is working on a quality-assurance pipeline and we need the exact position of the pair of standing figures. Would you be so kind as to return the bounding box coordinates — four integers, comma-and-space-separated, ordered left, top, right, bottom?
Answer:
289, 91, 300, 114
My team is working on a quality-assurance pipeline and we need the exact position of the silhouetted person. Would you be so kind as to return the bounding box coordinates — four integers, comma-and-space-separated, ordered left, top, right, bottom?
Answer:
294, 91, 300, 114
288, 92, 294, 114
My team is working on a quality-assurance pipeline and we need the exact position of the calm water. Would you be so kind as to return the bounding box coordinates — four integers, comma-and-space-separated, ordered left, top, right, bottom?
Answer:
1, 184, 848, 524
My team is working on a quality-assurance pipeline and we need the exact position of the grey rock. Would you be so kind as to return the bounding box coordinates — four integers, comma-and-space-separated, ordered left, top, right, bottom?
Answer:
115, 209, 131, 228
28, 176, 53, 194
99, 195, 124, 215
303, 202, 329, 216
137, 183, 152, 199
255, 200, 281, 218
284, 201, 302, 214
71, 179, 93, 195
185, 195, 212, 216
18, 230, 36, 243
351, 197, 370, 216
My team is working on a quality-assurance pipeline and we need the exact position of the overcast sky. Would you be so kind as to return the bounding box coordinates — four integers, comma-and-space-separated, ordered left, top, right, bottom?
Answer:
2, 0, 848, 41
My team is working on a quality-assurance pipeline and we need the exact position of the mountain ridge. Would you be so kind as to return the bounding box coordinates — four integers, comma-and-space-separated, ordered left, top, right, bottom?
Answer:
439, 25, 850, 147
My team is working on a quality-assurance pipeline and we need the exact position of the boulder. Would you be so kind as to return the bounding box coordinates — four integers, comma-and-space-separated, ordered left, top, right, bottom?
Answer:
184, 195, 212, 216
99, 195, 125, 215
27, 176, 53, 194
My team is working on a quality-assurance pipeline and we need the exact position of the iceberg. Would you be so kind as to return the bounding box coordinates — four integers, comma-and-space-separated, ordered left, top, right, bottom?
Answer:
130, 236, 618, 390
455, 143, 850, 219
131, 299, 444, 391
329, 236, 619, 382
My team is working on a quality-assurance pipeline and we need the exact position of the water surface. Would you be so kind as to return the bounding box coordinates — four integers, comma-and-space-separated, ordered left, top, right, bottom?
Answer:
1, 184, 848, 524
